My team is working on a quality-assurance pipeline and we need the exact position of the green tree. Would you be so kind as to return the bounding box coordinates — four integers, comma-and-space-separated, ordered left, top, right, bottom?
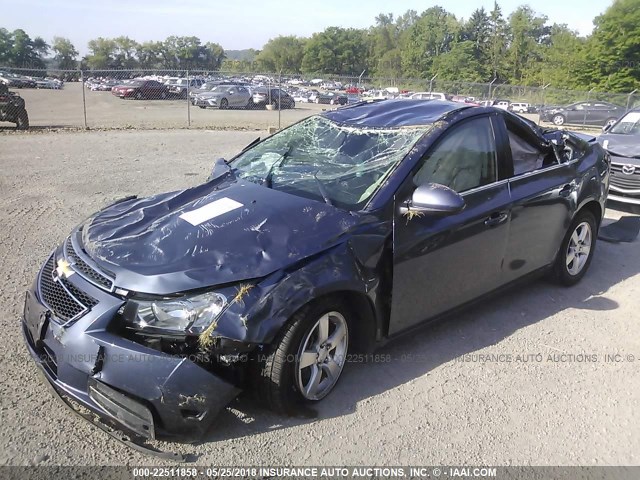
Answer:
507, 6, 549, 84
301, 27, 369, 75
586, 0, 640, 91
487, 2, 508, 81
52, 37, 78, 69
432, 40, 484, 82
113, 36, 139, 69
256, 36, 305, 73
9, 29, 48, 67
86, 37, 118, 69
400, 6, 462, 77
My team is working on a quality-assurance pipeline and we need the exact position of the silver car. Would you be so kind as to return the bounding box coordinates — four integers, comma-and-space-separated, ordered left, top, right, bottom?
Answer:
193, 85, 252, 109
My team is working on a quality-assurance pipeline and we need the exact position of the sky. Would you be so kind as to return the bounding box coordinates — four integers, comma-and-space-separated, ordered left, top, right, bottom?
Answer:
0, 0, 610, 56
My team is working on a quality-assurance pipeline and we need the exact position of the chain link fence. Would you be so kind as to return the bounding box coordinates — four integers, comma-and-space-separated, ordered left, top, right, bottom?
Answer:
2, 66, 639, 131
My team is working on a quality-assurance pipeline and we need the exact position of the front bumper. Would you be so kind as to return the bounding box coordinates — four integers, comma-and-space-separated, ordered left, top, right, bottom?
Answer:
22, 250, 241, 442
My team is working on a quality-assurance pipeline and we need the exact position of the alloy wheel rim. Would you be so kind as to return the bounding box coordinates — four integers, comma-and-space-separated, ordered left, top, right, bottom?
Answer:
566, 221, 592, 275
296, 311, 348, 401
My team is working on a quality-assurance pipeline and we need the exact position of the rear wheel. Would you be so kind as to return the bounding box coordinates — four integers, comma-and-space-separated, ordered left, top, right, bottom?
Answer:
160, 91, 168, 100
253, 298, 350, 413
553, 210, 597, 286
16, 110, 29, 130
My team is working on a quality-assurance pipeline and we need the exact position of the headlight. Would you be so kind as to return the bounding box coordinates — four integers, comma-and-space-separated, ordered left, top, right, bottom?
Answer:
122, 291, 227, 335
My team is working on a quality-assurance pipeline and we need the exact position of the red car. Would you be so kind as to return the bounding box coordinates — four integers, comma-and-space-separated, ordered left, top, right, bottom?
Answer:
112, 80, 169, 100
345, 86, 364, 94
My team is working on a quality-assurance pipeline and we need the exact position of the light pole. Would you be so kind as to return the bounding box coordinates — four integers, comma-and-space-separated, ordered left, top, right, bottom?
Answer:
429, 74, 438, 96
487, 77, 497, 103
627, 89, 637, 111
539, 83, 550, 125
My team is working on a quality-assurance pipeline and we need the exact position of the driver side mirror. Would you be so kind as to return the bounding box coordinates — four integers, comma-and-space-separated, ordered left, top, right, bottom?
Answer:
399, 183, 465, 216
602, 123, 613, 133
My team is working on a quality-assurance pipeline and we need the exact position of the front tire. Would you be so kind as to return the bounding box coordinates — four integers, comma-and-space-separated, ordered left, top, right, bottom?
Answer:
553, 210, 597, 286
254, 299, 350, 413
219, 98, 228, 110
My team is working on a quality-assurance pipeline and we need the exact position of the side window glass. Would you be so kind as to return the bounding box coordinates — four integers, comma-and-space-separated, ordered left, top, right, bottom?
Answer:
413, 117, 497, 193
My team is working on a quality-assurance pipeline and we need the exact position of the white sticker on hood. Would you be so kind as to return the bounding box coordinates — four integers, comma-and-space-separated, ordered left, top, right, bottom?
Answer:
179, 198, 243, 226
603, 140, 609, 149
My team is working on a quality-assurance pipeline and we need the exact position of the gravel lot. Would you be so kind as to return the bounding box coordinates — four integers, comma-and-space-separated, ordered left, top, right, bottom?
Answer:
0, 129, 639, 467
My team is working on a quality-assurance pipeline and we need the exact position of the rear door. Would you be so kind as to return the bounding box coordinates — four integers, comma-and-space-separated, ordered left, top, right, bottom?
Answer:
389, 115, 511, 334
496, 114, 576, 281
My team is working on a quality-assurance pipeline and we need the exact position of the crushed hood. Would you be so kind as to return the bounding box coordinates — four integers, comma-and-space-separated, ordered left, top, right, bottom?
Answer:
80, 177, 360, 295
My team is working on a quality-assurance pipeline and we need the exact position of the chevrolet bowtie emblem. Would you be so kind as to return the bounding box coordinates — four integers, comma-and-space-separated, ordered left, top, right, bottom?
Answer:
55, 259, 75, 280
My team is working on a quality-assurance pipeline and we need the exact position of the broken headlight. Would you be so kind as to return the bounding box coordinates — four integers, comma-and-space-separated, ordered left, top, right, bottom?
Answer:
122, 292, 227, 335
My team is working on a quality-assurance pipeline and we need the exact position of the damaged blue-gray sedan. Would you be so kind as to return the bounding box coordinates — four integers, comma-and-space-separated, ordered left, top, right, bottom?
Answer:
22, 100, 609, 455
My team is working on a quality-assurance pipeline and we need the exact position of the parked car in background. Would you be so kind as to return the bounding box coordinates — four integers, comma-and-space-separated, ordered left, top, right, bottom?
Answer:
0, 82, 29, 129
315, 92, 347, 105
598, 109, 640, 204
112, 80, 169, 100
510, 102, 529, 113
252, 88, 295, 109
189, 81, 223, 99
293, 92, 312, 103
193, 85, 253, 109
539, 101, 625, 127
409, 92, 447, 101
169, 78, 205, 98
494, 100, 511, 110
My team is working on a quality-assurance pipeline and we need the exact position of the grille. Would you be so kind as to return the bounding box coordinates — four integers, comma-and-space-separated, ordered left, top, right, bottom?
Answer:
64, 237, 114, 291
610, 164, 640, 190
39, 255, 98, 324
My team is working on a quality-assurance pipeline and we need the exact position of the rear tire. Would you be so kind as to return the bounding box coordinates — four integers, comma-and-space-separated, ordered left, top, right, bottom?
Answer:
16, 110, 29, 130
253, 298, 350, 414
553, 210, 597, 286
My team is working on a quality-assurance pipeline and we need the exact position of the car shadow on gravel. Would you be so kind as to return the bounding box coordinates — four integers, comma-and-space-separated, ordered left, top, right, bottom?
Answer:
195, 231, 637, 446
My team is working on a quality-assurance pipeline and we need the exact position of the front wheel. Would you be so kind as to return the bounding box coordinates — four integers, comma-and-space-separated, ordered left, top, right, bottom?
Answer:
253, 299, 350, 413
219, 98, 228, 109
553, 210, 597, 286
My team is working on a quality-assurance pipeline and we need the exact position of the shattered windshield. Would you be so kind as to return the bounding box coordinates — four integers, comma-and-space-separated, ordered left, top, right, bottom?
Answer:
230, 116, 426, 209
610, 111, 640, 135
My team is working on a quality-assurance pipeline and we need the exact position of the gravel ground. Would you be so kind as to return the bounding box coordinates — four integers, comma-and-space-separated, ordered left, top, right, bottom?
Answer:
0, 129, 639, 467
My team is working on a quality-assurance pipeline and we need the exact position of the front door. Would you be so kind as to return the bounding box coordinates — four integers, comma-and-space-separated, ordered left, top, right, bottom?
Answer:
389, 116, 511, 335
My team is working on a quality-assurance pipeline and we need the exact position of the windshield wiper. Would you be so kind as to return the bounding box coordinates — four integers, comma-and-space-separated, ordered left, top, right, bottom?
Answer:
313, 171, 333, 206
264, 145, 292, 188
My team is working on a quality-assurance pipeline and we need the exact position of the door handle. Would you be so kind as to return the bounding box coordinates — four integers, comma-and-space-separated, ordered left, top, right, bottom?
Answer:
484, 211, 508, 227
559, 181, 577, 197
